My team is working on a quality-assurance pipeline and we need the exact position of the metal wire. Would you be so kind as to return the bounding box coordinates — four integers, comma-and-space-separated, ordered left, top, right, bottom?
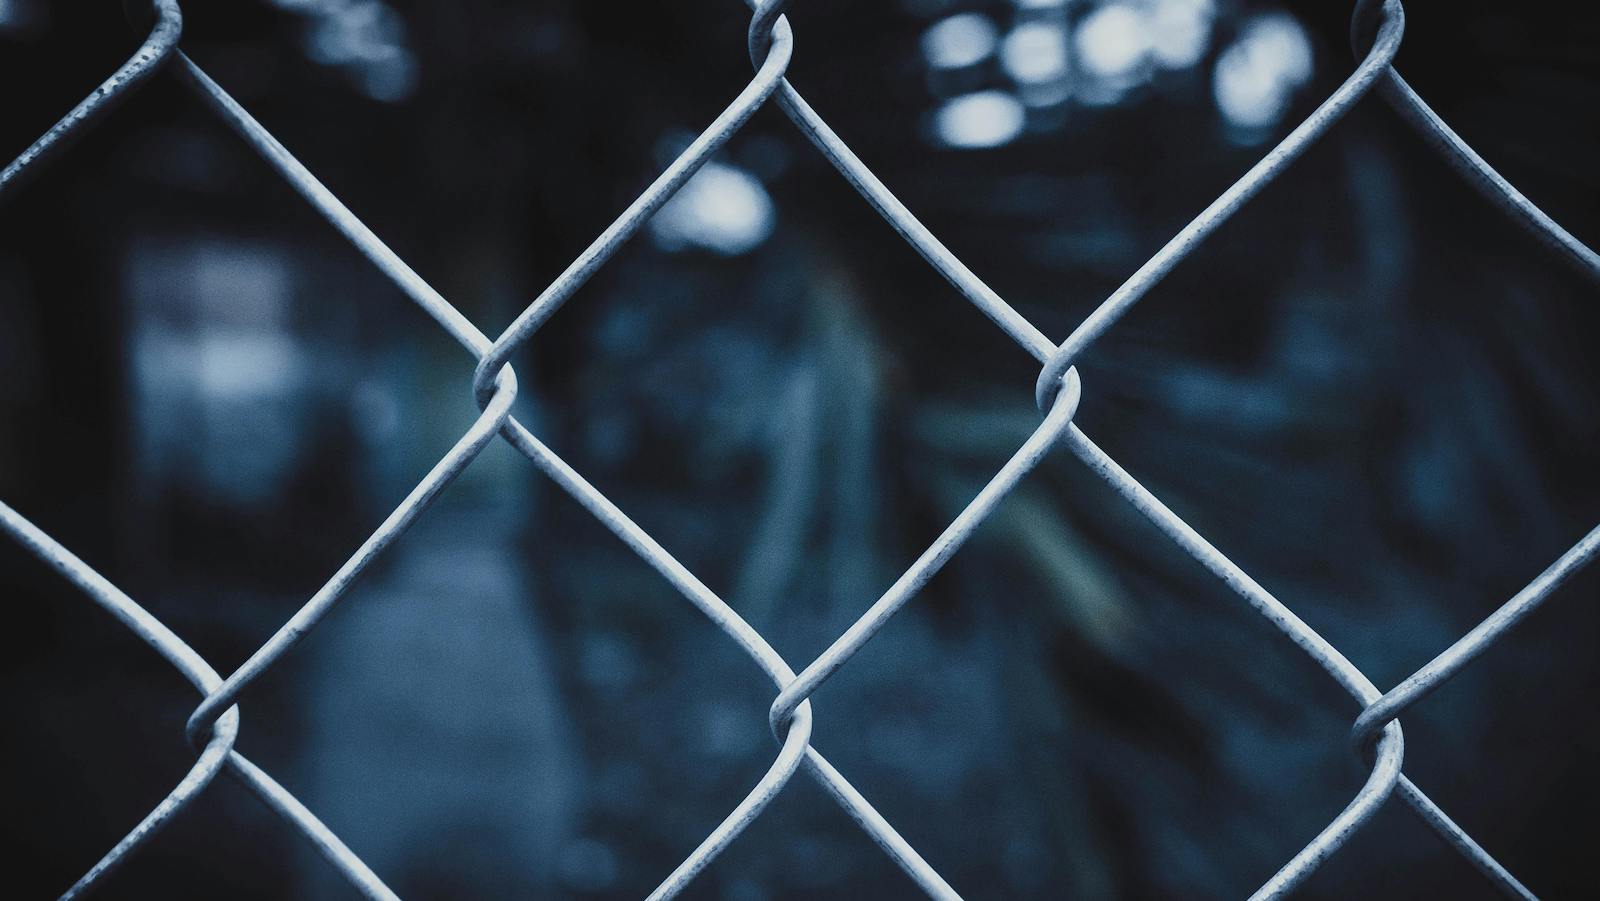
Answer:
1033, 0, 1405, 409
0, 502, 396, 901
0, 1, 182, 191
2, 0, 1596, 898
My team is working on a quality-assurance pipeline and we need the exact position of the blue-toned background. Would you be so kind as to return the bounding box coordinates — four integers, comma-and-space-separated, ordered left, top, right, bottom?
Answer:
2, 1, 1598, 897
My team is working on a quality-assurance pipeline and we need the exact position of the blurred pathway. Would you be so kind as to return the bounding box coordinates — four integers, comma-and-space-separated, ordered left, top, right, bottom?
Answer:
294, 503, 578, 899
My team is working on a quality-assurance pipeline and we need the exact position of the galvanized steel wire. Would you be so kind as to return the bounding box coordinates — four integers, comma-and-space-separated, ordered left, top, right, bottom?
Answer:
2, 0, 1597, 897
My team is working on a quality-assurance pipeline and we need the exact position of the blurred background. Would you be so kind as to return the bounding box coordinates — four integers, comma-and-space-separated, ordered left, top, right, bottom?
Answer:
2, 0, 1598, 898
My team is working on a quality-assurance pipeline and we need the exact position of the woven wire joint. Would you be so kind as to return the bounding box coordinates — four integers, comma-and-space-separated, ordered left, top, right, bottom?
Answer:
2, 1, 1596, 898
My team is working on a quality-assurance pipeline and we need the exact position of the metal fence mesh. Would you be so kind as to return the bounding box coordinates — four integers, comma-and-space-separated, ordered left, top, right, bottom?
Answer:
4, 1, 1598, 898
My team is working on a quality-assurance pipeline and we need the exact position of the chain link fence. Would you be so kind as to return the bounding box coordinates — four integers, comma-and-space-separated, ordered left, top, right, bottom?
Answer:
3, 0, 1597, 898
